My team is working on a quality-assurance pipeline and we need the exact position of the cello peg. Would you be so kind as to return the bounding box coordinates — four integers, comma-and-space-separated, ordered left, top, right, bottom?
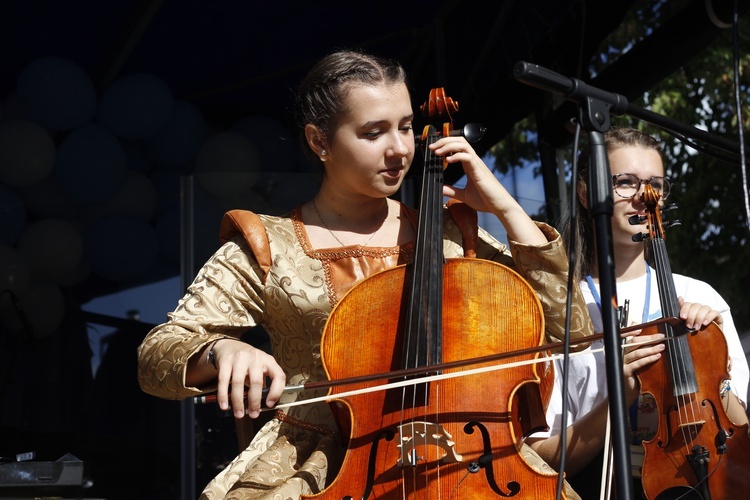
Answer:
450, 123, 486, 143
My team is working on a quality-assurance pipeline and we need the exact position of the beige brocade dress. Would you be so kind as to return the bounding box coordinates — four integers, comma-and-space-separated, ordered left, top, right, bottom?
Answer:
137, 203, 591, 499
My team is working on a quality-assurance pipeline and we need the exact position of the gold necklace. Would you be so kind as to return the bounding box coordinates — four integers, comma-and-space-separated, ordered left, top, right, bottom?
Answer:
312, 198, 387, 247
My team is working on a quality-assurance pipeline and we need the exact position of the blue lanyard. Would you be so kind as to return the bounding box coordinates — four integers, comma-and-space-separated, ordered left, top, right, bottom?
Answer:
586, 263, 652, 438
586, 263, 651, 325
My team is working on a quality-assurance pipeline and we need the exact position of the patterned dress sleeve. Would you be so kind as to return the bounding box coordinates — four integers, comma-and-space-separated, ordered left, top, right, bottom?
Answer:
507, 222, 594, 349
136, 237, 267, 400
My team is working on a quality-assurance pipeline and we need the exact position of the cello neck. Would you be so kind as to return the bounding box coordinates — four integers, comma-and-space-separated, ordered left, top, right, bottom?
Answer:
403, 126, 444, 369
400, 88, 460, 371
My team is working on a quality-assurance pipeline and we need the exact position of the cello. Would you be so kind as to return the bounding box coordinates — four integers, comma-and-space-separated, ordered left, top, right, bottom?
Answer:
636, 183, 750, 499
303, 88, 564, 499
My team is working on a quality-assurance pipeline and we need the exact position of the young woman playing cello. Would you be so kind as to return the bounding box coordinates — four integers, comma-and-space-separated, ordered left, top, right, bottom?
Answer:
137, 49, 593, 499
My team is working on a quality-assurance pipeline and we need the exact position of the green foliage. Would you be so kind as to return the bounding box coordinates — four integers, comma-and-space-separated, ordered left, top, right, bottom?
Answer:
491, 0, 750, 331
488, 117, 539, 176
632, 25, 750, 332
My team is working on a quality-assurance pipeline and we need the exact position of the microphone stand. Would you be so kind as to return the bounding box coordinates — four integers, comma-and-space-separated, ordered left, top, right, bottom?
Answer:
571, 94, 634, 500
582, 106, 633, 500
512, 60, 743, 500
515, 60, 633, 497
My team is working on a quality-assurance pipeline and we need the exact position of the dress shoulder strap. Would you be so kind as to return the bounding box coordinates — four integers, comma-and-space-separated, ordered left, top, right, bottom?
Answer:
220, 209, 272, 279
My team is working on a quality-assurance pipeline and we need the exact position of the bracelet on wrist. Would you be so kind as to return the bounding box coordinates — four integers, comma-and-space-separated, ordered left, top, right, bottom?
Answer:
206, 337, 236, 370
207, 341, 219, 369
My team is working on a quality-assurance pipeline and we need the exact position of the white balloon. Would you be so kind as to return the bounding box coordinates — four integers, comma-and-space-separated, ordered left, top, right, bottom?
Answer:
0, 120, 56, 186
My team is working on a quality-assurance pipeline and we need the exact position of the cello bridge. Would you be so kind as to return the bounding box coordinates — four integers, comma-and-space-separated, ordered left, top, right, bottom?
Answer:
397, 422, 463, 466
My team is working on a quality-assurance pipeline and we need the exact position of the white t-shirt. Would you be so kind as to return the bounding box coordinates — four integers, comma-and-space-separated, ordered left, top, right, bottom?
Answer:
533, 268, 749, 454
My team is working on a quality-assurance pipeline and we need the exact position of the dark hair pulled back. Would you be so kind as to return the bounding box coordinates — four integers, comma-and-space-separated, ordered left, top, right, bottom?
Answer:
293, 49, 408, 165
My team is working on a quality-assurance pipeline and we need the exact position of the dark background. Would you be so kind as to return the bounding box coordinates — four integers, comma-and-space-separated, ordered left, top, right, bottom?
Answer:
1, 1, 747, 498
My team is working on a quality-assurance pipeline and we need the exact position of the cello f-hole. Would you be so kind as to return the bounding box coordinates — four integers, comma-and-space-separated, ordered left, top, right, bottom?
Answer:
359, 428, 396, 500
464, 421, 522, 497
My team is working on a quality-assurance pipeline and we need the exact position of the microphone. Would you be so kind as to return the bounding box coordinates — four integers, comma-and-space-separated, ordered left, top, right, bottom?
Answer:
513, 61, 629, 114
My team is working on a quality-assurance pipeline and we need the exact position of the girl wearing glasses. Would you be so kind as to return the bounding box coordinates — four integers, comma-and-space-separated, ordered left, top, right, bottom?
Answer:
527, 127, 749, 497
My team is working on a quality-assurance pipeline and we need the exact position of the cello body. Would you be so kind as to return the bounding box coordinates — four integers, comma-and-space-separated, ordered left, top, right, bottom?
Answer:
302, 87, 566, 499
304, 258, 561, 499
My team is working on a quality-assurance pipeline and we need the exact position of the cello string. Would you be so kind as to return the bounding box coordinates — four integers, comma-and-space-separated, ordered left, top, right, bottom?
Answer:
423, 127, 437, 476
397, 122, 446, 488
399, 125, 430, 480
429, 126, 449, 479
